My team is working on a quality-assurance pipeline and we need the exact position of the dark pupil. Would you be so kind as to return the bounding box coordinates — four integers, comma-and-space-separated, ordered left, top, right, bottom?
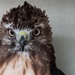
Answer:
10, 30, 14, 35
34, 29, 39, 34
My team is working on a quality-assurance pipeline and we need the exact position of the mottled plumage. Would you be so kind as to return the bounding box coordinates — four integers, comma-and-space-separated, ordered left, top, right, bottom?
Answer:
0, 1, 65, 75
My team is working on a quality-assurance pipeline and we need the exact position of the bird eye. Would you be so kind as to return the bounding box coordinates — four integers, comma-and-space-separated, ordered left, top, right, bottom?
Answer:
33, 28, 41, 36
8, 29, 15, 37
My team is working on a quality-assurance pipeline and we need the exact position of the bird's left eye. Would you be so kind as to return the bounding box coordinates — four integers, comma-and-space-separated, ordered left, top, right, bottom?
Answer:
8, 29, 15, 37
32, 28, 41, 36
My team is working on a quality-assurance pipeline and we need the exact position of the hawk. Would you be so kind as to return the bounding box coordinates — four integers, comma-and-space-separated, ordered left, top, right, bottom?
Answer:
0, 1, 65, 75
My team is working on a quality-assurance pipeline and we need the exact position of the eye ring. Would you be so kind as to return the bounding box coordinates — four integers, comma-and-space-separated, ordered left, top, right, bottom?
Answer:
32, 28, 41, 36
8, 29, 15, 37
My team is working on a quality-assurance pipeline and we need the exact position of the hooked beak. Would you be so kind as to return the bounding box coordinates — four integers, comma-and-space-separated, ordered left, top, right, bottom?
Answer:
19, 35, 26, 51
18, 31, 27, 51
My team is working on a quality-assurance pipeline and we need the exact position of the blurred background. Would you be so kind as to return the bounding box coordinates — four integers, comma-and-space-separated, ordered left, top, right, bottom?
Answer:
0, 0, 75, 75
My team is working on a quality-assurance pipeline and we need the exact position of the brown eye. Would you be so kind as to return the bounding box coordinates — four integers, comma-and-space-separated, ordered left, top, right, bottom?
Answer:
33, 28, 41, 36
8, 29, 15, 37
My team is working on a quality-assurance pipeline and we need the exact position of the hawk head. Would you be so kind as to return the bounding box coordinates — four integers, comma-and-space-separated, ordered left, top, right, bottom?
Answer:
0, 1, 52, 57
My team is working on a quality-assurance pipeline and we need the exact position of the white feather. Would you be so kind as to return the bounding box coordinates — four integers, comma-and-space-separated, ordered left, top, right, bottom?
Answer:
4, 22, 13, 28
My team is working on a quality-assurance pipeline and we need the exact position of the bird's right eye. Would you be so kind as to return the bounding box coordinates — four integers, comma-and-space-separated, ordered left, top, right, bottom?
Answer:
8, 29, 15, 37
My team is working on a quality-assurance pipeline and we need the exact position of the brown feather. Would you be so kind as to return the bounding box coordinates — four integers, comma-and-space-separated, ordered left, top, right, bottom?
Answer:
0, 1, 56, 75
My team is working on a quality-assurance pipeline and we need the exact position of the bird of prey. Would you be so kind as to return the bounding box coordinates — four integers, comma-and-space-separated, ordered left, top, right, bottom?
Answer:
0, 1, 65, 75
